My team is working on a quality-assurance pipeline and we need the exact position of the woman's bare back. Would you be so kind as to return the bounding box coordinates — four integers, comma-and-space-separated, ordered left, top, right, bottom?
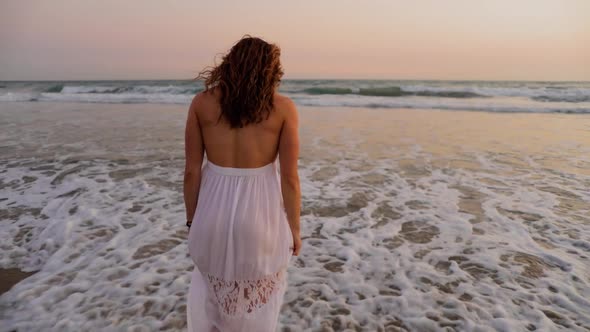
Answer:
195, 87, 292, 168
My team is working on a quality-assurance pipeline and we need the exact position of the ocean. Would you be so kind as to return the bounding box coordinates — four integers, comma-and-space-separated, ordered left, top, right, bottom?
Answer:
0, 81, 589, 331
1, 79, 590, 114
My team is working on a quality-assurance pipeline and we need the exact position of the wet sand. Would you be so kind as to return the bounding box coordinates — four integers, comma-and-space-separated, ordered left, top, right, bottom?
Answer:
0, 268, 38, 296
1, 102, 589, 331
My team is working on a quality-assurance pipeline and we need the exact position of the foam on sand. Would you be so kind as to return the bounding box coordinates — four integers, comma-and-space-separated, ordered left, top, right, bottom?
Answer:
0, 102, 589, 331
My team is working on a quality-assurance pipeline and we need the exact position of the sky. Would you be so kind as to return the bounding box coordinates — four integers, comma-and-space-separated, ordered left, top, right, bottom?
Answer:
1, 0, 589, 81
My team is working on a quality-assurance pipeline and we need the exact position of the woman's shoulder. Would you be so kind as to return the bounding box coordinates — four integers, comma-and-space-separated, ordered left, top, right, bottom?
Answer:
190, 88, 219, 112
273, 93, 298, 127
274, 93, 297, 112
194, 87, 219, 102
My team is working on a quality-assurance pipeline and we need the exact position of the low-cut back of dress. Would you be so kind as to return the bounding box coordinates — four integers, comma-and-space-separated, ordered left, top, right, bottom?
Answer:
187, 158, 293, 332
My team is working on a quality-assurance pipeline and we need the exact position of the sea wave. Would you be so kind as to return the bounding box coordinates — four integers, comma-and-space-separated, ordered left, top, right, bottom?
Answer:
44, 85, 64, 93
57, 85, 199, 95
1, 80, 590, 114
290, 94, 590, 114
303, 86, 485, 98
1, 91, 589, 113
532, 95, 590, 103
304, 87, 353, 95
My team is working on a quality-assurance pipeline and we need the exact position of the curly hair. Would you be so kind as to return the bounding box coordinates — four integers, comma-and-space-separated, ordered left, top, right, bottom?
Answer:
196, 35, 284, 128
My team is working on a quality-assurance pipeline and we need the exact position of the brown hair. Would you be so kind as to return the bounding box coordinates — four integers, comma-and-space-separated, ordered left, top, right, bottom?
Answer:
197, 35, 284, 128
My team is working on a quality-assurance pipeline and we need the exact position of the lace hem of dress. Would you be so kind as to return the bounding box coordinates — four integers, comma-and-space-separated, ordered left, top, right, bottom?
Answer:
205, 269, 285, 318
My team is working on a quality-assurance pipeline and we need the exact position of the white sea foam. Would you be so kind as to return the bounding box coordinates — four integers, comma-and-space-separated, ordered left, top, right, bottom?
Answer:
289, 94, 590, 113
40, 92, 193, 104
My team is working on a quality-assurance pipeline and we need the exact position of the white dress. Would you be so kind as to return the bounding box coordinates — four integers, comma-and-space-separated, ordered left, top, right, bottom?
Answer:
187, 158, 293, 332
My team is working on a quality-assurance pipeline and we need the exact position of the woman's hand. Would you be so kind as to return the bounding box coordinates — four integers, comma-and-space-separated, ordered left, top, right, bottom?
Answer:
292, 232, 302, 256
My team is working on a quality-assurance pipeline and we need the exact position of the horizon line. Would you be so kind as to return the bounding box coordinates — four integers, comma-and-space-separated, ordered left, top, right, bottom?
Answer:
1, 77, 589, 83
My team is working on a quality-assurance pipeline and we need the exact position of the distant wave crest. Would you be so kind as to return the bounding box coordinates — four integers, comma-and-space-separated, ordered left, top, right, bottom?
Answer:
305, 86, 486, 98
44, 85, 64, 93
304, 87, 353, 95
57, 85, 200, 95
532, 95, 590, 103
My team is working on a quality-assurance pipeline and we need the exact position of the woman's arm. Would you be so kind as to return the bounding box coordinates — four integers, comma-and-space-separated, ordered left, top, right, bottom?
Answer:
183, 95, 205, 226
278, 98, 302, 255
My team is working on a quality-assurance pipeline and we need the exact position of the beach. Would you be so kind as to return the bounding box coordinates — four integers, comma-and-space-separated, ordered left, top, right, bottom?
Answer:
1, 101, 589, 331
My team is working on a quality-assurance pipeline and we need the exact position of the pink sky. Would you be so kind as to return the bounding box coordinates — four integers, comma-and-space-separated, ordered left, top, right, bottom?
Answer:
1, 0, 589, 80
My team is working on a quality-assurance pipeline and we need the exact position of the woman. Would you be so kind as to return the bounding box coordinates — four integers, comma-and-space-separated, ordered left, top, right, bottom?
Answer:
184, 36, 302, 331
